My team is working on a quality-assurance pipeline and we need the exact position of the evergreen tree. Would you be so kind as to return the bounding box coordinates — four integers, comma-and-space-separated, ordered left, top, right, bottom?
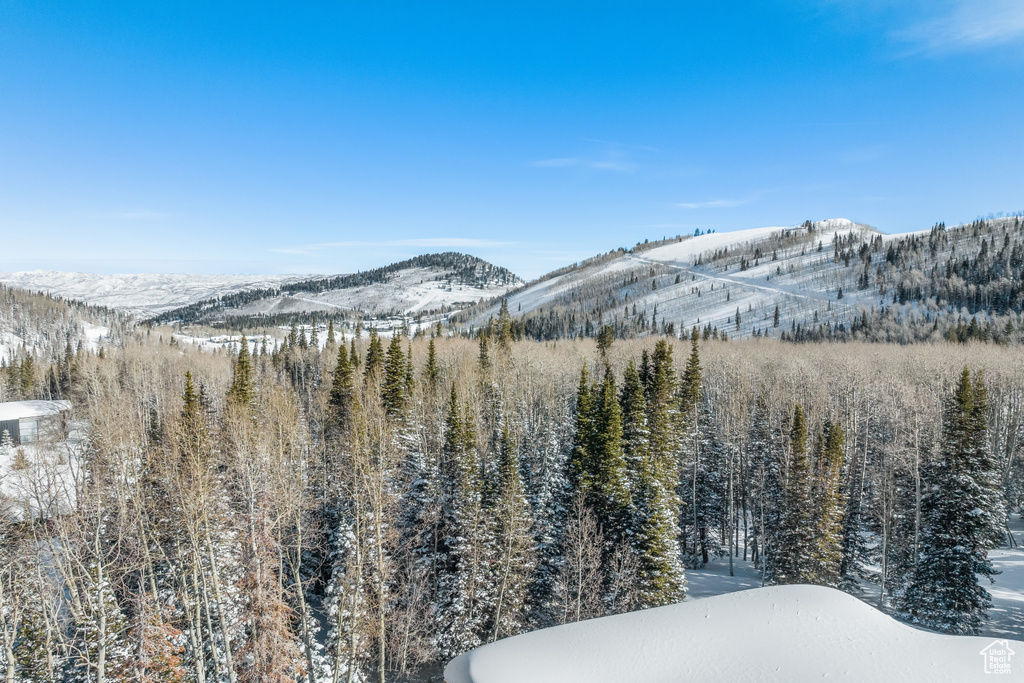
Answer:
686, 398, 727, 566
179, 370, 208, 462
568, 363, 595, 495
748, 392, 784, 579
631, 461, 686, 607
495, 299, 514, 350
679, 330, 700, 415
423, 337, 441, 387
813, 421, 846, 586
898, 369, 1005, 634
328, 343, 356, 434
775, 404, 817, 584
349, 338, 360, 369
596, 325, 614, 359
619, 361, 649, 478
434, 385, 492, 659
227, 336, 256, 411
487, 424, 534, 641
363, 330, 384, 380
478, 334, 491, 372
589, 368, 631, 551
646, 340, 678, 487
381, 334, 408, 419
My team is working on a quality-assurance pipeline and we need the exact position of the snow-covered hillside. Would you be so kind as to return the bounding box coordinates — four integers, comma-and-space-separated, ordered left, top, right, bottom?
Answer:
223, 266, 515, 318
466, 218, 877, 338
148, 252, 523, 324
445, 584, 1021, 682
0, 253, 523, 324
0, 284, 115, 362
0, 271, 310, 317
464, 216, 1024, 342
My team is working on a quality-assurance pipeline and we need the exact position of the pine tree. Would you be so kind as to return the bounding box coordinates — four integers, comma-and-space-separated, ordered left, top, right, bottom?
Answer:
227, 336, 256, 412
381, 334, 408, 419
898, 369, 1005, 634
813, 421, 846, 586
631, 461, 686, 607
487, 424, 534, 641
423, 338, 441, 387
775, 404, 817, 584
349, 338, 360, 369
589, 368, 631, 551
748, 392, 784, 579
568, 363, 595, 495
679, 330, 701, 420
495, 300, 514, 350
478, 334, 490, 372
686, 397, 727, 566
619, 361, 649, 478
364, 330, 384, 380
434, 384, 492, 659
646, 340, 678, 487
596, 325, 615, 359
328, 344, 356, 434
179, 370, 208, 462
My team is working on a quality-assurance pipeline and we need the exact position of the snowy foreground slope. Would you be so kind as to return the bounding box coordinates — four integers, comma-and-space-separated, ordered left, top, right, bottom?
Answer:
445, 585, 1021, 683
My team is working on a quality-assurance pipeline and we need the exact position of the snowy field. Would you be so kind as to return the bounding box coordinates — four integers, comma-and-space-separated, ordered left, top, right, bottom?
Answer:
0, 266, 520, 321
446, 584, 1022, 682
470, 218, 881, 337
446, 518, 1024, 682
0, 270, 311, 317
223, 267, 518, 318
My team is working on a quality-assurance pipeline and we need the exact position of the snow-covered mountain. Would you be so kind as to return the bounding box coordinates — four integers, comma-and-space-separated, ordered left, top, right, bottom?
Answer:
463, 216, 1024, 343
0, 271, 311, 318
0, 253, 523, 324
445, 584, 1018, 682
149, 252, 522, 324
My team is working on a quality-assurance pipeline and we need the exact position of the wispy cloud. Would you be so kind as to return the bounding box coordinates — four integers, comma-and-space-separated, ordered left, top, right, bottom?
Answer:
271, 237, 514, 256
531, 156, 638, 173
837, 144, 889, 164
111, 210, 172, 220
676, 189, 776, 210
581, 138, 664, 153
676, 198, 749, 209
532, 157, 580, 168
895, 0, 1024, 54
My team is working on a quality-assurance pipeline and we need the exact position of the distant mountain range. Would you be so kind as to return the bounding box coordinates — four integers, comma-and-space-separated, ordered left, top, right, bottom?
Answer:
4, 216, 1022, 343
0, 271, 310, 318
0, 252, 523, 325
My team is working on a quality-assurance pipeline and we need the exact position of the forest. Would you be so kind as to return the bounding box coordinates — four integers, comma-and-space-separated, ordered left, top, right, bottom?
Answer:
0, 308, 1019, 681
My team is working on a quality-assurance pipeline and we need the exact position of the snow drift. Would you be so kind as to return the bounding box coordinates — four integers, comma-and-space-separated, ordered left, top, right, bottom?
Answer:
444, 585, 1021, 682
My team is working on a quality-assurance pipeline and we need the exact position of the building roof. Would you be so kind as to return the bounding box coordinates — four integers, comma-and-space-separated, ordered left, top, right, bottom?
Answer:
0, 400, 72, 421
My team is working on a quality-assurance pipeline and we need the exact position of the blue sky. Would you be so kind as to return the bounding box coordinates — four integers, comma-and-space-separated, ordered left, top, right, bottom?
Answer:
1, 1, 1022, 279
